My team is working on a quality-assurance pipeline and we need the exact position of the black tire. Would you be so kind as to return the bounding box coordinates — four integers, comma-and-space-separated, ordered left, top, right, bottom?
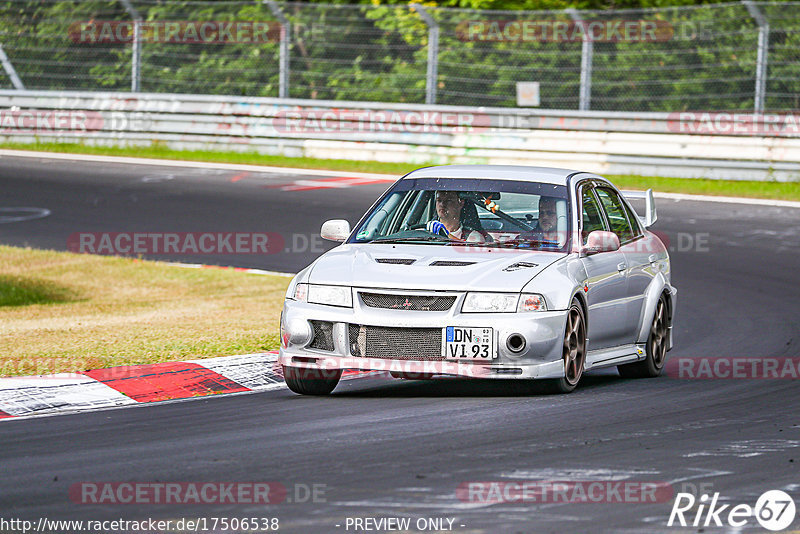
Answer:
543, 301, 587, 394
282, 365, 342, 395
618, 294, 669, 379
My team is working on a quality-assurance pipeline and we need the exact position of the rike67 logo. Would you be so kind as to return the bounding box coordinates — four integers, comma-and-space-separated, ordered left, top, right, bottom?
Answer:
668, 490, 796, 531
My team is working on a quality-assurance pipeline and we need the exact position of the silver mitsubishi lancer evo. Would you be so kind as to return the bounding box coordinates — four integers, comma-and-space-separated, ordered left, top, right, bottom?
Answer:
279, 165, 676, 394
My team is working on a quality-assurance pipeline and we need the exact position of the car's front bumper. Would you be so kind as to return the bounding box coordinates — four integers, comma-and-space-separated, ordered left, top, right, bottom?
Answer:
278, 291, 569, 380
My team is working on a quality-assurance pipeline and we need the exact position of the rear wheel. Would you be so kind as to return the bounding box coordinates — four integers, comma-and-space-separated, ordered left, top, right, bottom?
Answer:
618, 294, 669, 378
282, 366, 342, 395
544, 301, 586, 394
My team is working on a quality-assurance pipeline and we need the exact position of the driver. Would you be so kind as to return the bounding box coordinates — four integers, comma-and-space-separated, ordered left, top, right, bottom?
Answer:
531, 196, 562, 244
426, 191, 485, 242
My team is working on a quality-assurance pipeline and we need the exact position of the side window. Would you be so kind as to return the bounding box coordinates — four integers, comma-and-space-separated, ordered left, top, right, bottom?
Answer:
581, 187, 606, 244
595, 187, 635, 243
622, 200, 644, 238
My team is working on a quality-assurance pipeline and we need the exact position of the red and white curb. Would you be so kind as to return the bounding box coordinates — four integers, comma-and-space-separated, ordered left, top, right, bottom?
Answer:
0, 352, 285, 419
0, 352, 375, 420
0, 351, 285, 420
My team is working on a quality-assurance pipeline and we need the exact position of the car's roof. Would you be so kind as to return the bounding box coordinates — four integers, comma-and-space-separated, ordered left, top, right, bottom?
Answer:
401, 165, 581, 185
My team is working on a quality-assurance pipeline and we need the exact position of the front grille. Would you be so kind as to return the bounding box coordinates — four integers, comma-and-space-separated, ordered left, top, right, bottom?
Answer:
360, 292, 456, 311
308, 320, 334, 351
349, 324, 444, 360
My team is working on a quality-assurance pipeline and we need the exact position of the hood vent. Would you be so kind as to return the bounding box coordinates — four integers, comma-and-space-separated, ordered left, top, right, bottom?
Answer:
376, 258, 416, 265
430, 260, 476, 267
504, 262, 538, 272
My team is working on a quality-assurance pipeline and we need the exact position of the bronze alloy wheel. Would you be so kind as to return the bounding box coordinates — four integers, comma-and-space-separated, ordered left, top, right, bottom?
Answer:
618, 293, 670, 379
544, 301, 587, 394
649, 297, 668, 369
563, 304, 587, 387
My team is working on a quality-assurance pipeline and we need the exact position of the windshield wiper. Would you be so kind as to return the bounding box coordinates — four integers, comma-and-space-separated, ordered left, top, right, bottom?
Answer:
370, 236, 451, 244
477, 238, 562, 249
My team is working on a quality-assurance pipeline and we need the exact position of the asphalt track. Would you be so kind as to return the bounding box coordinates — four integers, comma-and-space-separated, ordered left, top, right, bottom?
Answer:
1, 154, 800, 533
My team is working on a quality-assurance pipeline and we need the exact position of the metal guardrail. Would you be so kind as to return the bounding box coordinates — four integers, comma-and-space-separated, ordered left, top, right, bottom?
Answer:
1, 90, 799, 181
1, 1, 798, 113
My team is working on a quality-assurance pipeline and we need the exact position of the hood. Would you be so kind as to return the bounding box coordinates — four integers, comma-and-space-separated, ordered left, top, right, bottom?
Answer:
307, 243, 565, 292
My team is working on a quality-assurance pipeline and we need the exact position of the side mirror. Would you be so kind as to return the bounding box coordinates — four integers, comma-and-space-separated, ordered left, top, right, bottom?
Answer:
581, 230, 620, 256
320, 219, 351, 242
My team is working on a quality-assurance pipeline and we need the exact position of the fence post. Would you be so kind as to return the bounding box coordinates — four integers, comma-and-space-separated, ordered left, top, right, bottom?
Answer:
412, 5, 439, 105
0, 43, 25, 90
119, 0, 141, 92
567, 9, 592, 111
742, 0, 768, 114
265, 0, 290, 99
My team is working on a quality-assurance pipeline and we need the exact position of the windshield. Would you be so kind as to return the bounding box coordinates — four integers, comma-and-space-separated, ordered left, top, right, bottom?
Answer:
350, 177, 571, 251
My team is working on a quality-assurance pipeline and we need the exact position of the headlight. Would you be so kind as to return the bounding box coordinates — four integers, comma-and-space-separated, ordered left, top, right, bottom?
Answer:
518, 293, 547, 312
461, 292, 548, 313
293, 283, 308, 302
294, 283, 353, 308
462, 292, 519, 313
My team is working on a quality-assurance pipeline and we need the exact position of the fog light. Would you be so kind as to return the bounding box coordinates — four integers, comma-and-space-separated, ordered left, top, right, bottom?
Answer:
284, 318, 312, 347
507, 333, 526, 353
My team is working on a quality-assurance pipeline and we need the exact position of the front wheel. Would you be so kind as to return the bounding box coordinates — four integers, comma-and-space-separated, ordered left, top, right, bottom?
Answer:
282, 366, 342, 395
618, 294, 669, 378
543, 301, 586, 394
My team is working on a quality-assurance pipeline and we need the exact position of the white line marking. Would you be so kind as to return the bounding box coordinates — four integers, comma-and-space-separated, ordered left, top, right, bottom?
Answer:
160, 261, 295, 277
666, 467, 734, 486
3, 149, 797, 208
0, 207, 51, 224
655, 191, 800, 208
684, 439, 800, 458
499, 468, 660, 481
141, 174, 175, 183
0, 149, 395, 180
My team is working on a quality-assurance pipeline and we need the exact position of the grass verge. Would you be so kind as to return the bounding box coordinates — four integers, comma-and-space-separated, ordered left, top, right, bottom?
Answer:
1, 141, 798, 201
0, 245, 289, 377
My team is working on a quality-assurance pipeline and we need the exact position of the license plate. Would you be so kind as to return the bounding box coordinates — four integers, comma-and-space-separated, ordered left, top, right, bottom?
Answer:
444, 327, 496, 360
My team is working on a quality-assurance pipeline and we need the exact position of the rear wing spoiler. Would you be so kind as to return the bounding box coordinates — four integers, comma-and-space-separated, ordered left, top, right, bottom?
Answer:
621, 189, 657, 228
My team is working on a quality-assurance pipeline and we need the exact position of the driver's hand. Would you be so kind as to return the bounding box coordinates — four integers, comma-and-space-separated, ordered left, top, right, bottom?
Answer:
426, 220, 449, 237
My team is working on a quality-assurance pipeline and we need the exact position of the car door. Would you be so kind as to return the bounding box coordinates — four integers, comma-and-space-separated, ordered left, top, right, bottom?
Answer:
594, 186, 646, 343
578, 184, 631, 350
619, 192, 655, 323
